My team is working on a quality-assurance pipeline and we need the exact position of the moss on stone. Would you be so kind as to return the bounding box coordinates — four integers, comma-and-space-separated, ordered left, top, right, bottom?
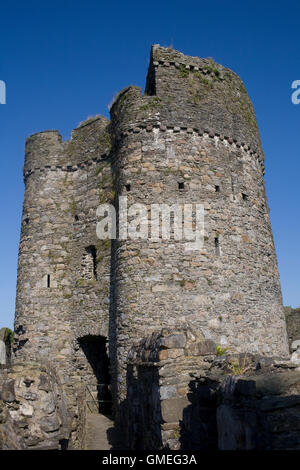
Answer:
139, 97, 162, 112
179, 64, 189, 78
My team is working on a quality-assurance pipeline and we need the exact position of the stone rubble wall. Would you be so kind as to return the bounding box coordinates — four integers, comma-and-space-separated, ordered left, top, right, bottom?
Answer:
125, 328, 218, 450
285, 306, 300, 351
216, 366, 300, 449
0, 362, 71, 450
0, 329, 12, 368
125, 329, 300, 450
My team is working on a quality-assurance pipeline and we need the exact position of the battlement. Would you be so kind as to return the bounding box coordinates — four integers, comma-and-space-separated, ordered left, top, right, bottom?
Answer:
24, 115, 111, 179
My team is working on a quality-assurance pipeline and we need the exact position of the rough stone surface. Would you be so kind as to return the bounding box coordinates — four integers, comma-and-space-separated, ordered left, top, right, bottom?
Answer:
125, 328, 300, 450
0, 341, 6, 367
0, 362, 71, 449
0, 329, 12, 368
285, 307, 300, 351
217, 369, 300, 450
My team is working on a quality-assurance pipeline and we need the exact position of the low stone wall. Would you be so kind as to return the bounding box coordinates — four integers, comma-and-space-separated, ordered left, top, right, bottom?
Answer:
125, 329, 300, 450
0, 362, 72, 450
0, 328, 12, 368
285, 307, 300, 350
216, 364, 300, 449
125, 327, 217, 450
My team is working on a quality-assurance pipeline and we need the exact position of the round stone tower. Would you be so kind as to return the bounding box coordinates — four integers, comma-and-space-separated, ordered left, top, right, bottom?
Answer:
14, 117, 113, 445
110, 45, 289, 404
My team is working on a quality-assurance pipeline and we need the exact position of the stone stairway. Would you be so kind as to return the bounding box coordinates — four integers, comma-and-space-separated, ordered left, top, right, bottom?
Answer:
85, 413, 114, 450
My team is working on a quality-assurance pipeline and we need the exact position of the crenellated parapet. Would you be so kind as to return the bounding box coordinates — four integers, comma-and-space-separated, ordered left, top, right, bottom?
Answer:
24, 115, 112, 181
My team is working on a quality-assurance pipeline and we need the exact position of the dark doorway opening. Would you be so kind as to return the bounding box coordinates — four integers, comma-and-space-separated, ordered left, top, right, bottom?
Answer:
78, 335, 112, 416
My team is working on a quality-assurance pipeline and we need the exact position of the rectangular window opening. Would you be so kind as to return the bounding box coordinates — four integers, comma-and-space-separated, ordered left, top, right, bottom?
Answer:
242, 193, 249, 201
47, 274, 51, 288
125, 184, 131, 192
215, 185, 220, 192
178, 181, 185, 190
83, 245, 98, 281
214, 237, 220, 256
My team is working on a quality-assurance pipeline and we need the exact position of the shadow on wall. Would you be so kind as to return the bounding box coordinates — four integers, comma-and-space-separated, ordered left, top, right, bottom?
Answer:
122, 356, 300, 450
111, 364, 163, 450
180, 370, 300, 450
180, 377, 219, 450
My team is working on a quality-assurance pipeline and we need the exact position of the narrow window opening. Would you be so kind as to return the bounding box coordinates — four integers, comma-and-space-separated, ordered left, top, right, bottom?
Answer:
242, 193, 249, 201
215, 185, 220, 192
24, 218, 29, 225
178, 181, 185, 190
214, 237, 220, 256
231, 173, 236, 200
47, 275, 51, 288
125, 184, 131, 192
82, 246, 97, 281
74, 215, 79, 221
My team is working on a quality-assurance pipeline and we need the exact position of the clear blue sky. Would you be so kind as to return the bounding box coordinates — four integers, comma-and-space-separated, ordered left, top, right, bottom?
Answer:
0, 0, 299, 329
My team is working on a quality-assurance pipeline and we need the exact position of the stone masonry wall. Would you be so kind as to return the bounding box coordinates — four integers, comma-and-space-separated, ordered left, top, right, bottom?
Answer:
14, 116, 113, 447
0, 329, 12, 368
125, 329, 300, 450
0, 362, 71, 449
146, 45, 263, 157
285, 307, 300, 350
110, 48, 288, 404
125, 328, 217, 450
216, 366, 300, 449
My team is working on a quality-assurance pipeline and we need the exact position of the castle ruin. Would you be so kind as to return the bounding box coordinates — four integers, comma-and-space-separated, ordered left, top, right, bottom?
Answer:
5, 45, 298, 450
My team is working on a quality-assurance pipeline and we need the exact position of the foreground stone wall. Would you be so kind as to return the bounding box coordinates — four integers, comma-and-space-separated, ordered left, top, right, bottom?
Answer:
217, 367, 300, 449
0, 329, 12, 368
124, 328, 218, 449
0, 362, 71, 450
125, 329, 300, 450
285, 307, 300, 350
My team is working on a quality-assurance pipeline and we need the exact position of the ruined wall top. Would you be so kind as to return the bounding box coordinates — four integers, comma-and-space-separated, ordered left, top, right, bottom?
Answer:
24, 115, 111, 176
111, 45, 263, 159
149, 45, 263, 154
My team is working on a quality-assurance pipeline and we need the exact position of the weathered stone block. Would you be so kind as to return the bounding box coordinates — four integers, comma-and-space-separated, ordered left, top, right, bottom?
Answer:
39, 415, 60, 433
161, 397, 189, 423
160, 385, 177, 400
188, 339, 216, 356
0, 379, 15, 402
159, 334, 186, 349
